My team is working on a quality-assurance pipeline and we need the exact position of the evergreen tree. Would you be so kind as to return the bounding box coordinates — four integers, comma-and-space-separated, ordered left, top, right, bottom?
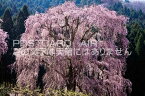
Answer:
130, 10, 138, 19
125, 0, 129, 3
0, 8, 16, 85
1, 8, 13, 35
138, 9, 144, 20
123, 7, 130, 16
14, 5, 29, 39
94, 0, 102, 4
135, 33, 145, 57
14, 11, 25, 39
22, 5, 29, 20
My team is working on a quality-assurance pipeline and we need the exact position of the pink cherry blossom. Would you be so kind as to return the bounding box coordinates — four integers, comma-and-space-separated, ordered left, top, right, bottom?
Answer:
13, 2, 131, 96
0, 28, 8, 59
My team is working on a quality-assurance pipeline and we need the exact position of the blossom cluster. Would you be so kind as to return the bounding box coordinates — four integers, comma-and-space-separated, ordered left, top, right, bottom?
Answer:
0, 29, 8, 57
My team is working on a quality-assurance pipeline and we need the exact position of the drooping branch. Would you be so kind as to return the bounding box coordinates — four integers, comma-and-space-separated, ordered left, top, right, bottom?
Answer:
13, 2, 131, 96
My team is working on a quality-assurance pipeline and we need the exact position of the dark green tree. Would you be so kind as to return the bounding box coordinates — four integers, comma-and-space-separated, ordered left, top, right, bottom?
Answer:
14, 11, 25, 39
135, 33, 145, 57
22, 5, 29, 20
1, 8, 13, 34
125, 0, 129, 3
0, 8, 16, 86
94, 0, 102, 4
130, 10, 139, 19
14, 5, 29, 39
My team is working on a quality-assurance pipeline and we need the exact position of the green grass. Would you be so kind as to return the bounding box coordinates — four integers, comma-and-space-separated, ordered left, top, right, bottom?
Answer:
0, 84, 89, 96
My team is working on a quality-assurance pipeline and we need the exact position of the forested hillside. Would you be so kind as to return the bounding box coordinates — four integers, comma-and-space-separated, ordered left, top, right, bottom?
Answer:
0, 0, 125, 16
0, 0, 145, 96
125, 1, 145, 12
0, 0, 102, 16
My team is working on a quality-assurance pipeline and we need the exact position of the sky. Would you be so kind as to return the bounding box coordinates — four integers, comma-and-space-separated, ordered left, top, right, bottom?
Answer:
130, 0, 145, 2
